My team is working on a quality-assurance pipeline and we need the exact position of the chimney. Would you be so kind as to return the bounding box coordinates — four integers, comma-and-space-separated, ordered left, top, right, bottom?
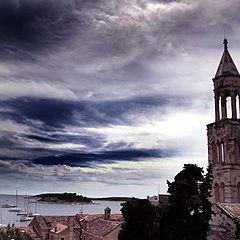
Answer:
69, 218, 75, 240
104, 207, 111, 220
69, 219, 75, 228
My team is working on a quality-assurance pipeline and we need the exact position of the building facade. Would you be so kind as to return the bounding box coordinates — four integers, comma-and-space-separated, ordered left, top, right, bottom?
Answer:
29, 215, 82, 240
81, 207, 122, 240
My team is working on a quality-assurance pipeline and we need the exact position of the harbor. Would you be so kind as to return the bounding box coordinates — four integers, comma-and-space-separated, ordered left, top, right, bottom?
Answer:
0, 194, 122, 227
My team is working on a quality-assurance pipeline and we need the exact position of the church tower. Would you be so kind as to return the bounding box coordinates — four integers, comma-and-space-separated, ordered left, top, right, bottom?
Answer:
207, 39, 240, 203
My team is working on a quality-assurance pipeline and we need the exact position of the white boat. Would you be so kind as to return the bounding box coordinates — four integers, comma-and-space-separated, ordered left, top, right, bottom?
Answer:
28, 213, 40, 217
20, 215, 32, 222
1, 204, 17, 208
9, 207, 22, 213
17, 211, 28, 216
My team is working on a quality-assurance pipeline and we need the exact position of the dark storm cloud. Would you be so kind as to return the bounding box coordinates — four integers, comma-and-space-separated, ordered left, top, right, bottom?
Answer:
26, 134, 57, 143
4, 98, 74, 127
0, 109, 26, 125
0, 1, 81, 46
0, 135, 18, 149
0, 0, 238, 59
0, 0, 238, 102
0, 0, 222, 63
0, 94, 191, 128
26, 132, 104, 147
31, 148, 177, 167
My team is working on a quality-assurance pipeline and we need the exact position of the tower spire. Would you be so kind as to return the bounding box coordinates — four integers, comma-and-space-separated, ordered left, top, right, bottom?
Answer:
215, 38, 239, 77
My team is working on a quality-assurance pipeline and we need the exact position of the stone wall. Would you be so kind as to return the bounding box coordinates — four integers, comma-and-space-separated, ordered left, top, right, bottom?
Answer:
208, 205, 237, 240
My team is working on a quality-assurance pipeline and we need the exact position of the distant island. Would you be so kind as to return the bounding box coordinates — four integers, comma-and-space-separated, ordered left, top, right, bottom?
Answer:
35, 192, 92, 204
91, 197, 135, 201
34, 193, 134, 203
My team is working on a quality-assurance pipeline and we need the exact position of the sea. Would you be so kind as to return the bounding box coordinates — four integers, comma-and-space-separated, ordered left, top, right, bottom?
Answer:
0, 194, 123, 227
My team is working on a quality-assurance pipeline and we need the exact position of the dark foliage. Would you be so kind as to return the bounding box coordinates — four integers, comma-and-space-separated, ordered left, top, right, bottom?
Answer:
118, 164, 213, 240
164, 164, 213, 240
0, 224, 33, 240
118, 198, 160, 240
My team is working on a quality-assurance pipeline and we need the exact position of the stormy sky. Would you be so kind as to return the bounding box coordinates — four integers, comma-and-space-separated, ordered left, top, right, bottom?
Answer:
0, 0, 239, 197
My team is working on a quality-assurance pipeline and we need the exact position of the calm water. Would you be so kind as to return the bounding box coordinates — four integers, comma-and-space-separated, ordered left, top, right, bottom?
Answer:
0, 194, 123, 227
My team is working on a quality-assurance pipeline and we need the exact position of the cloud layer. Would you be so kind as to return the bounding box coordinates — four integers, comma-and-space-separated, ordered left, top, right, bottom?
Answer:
0, 0, 239, 196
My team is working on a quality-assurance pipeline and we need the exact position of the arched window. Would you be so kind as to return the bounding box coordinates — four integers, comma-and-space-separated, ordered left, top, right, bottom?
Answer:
212, 142, 218, 164
217, 142, 222, 164
214, 183, 219, 202
219, 96, 222, 119
234, 139, 240, 163
220, 183, 225, 202
221, 95, 227, 119
221, 143, 225, 164
237, 96, 240, 119
226, 96, 232, 118
237, 182, 240, 203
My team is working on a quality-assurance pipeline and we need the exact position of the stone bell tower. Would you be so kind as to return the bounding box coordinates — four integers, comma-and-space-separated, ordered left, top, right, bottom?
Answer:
207, 38, 240, 203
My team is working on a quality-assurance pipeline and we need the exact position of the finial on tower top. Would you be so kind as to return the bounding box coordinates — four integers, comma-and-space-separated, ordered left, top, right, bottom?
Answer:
223, 38, 228, 50
215, 37, 239, 77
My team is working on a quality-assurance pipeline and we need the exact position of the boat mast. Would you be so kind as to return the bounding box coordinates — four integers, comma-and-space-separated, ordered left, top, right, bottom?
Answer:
16, 190, 18, 207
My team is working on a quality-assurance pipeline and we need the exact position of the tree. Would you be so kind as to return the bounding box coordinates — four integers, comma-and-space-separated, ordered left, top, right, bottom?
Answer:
118, 198, 160, 240
0, 224, 33, 240
164, 164, 213, 240
118, 164, 213, 240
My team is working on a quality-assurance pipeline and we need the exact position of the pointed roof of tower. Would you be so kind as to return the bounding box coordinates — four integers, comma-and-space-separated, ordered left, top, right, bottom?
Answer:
215, 38, 239, 77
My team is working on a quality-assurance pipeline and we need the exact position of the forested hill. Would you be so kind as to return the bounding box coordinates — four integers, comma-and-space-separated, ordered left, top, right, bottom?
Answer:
35, 192, 92, 203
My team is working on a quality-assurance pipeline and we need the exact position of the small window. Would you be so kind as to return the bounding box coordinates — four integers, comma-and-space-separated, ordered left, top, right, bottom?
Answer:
220, 183, 225, 202
212, 142, 217, 164
61, 238, 64, 240
226, 96, 231, 118
221, 143, 225, 163
237, 97, 240, 119
214, 183, 219, 202
237, 182, 240, 202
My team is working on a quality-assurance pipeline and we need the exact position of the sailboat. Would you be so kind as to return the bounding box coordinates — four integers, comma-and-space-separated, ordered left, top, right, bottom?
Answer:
0, 211, 5, 227
9, 207, 22, 213
17, 196, 28, 216
27, 198, 39, 217
9, 190, 23, 213
16, 196, 33, 222
1, 199, 16, 208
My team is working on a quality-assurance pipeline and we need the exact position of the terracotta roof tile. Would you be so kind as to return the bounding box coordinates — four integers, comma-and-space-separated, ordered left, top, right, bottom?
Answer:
85, 218, 122, 237
32, 215, 82, 230
50, 223, 68, 234
217, 203, 240, 222
82, 214, 101, 222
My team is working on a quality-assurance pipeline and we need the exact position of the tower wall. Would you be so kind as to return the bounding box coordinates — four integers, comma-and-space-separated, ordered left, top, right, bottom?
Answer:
208, 39, 240, 203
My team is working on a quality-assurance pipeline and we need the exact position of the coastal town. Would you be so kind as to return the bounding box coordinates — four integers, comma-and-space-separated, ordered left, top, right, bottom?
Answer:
0, 206, 123, 240
0, 1, 240, 240
0, 194, 169, 240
